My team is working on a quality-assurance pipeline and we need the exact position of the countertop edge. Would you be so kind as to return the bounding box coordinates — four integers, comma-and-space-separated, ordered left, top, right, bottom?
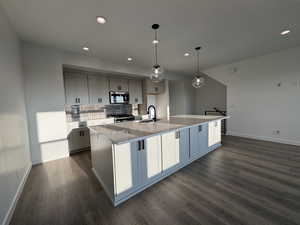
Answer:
89, 116, 229, 145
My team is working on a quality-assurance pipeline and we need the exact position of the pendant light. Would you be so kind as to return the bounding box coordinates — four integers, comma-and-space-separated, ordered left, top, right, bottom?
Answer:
151, 24, 163, 83
192, 46, 205, 88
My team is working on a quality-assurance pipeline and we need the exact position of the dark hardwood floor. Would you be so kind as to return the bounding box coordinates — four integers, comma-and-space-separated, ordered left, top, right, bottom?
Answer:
10, 136, 300, 225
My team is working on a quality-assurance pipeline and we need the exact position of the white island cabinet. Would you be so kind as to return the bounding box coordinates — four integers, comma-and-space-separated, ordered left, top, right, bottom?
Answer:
90, 115, 227, 206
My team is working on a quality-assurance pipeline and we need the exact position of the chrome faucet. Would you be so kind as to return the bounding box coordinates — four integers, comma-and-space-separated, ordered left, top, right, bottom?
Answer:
147, 105, 157, 122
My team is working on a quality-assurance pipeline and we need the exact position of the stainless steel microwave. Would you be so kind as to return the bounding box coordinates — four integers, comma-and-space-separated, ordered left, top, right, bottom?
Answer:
109, 91, 130, 104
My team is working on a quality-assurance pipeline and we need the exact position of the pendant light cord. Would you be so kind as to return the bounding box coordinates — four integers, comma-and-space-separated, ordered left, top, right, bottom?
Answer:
197, 49, 199, 75
154, 29, 158, 65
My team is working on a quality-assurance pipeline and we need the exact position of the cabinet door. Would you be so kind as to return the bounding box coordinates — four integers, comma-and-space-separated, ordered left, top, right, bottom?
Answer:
179, 128, 190, 166
139, 136, 162, 184
68, 128, 90, 152
113, 142, 139, 196
161, 131, 180, 171
208, 120, 221, 147
109, 78, 129, 92
129, 79, 143, 104
190, 124, 208, 160
88, 75, 109, 105
64, 73, 89, 105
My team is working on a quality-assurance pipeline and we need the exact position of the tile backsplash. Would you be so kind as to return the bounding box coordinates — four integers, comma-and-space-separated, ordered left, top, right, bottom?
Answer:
65, 104, 139, 122
65, 105, 106, 122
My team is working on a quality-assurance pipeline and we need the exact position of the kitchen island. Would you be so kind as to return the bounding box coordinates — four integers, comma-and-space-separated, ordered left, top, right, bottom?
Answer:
89, 115, 228, 206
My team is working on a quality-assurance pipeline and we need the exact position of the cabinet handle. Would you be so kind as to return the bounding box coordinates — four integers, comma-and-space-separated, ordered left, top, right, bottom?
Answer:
138, 141, 141, 151
135, 98, 138, 103
142, 140, 145, 150
98, 98, 102, 103
198, 125, 202, 132
75, 98, 78, 103
78, 98, 80, 103
175, 131, 180, 139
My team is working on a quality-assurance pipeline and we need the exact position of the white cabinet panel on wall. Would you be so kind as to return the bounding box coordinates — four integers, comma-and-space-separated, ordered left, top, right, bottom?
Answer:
161, 131, 180, 171
145, 79, 165, 94
109, 78, 129, 92
88, 75, 109, 105
208, 120, 221, 147
64, 73, 89, 105
129, 79, 143, 104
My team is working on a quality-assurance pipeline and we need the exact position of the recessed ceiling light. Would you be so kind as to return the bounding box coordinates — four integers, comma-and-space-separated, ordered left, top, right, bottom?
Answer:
127, 57, 133, 61
152, 39, 159, 44
184, 53, 190, 56
96, 16, 106, 24
281, 30, 291, 36
82, 46, 89, 51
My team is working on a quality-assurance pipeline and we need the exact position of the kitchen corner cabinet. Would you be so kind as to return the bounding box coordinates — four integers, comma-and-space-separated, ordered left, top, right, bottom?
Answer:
208, 120, 221, 147
161, 131, 180, 171
129, 79, 143, 104
64, 73, 89, 105
145, 79, 165, 94
190, 123, 208, 160
109, 78, 129, 92
68, 128, 90, 152
88, 75, 109, 105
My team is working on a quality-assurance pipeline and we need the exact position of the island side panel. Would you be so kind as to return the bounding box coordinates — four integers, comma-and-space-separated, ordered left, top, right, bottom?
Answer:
90, 131, 115, 201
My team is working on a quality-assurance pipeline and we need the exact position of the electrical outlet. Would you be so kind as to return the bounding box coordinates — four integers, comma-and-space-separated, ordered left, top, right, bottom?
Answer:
272, 130, 280, 135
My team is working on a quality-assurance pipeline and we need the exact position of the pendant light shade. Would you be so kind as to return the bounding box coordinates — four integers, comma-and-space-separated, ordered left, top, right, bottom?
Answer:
150, 24, 164, 83
192, 46, 205, 88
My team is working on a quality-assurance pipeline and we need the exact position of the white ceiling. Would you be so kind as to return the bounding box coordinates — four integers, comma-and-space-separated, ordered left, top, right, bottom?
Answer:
1, 0, 300, 76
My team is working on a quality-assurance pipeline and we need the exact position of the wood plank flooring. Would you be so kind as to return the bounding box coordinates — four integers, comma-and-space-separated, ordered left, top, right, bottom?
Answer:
10, 136, 300, 225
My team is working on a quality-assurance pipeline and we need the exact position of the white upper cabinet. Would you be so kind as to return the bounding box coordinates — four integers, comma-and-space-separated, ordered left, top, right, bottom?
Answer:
129, 79, 143, 104
145, 79, 165, 95
64, 73, 89, 105
208, 120, 221, 147
109, 78, 129, 92
88, 75, 109, 105
161, 131, 180, 171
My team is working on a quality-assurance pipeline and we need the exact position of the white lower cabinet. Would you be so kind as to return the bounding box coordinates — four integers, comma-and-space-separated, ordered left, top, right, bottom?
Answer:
161, 131, 180, 171
113, 142, 139, 196
68, 128, 90, 152
208, 120, 221, 147
139, 136, 162, 184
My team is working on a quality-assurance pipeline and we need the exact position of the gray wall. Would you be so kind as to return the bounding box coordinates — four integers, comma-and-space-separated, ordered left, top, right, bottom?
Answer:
169, 79, 197, 115
205, 46, 300, 146
195, 75, 227, 114
0, 5, 31, 225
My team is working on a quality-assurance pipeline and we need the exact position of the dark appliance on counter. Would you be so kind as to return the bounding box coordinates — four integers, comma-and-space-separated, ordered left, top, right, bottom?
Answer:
112, 114, 135, 123
109, 91, 129, 104
105, 103, 134, 123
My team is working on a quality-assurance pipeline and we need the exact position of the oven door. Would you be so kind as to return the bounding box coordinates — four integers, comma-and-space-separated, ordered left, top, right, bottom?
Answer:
109, 91, 129, 104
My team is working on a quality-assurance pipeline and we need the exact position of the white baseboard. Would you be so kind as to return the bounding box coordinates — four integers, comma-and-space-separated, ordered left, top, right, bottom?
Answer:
2, 164, 32, 225
227, 131, 300, 146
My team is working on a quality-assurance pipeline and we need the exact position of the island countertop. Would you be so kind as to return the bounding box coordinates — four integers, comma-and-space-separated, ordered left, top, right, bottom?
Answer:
89, 115, 228, 145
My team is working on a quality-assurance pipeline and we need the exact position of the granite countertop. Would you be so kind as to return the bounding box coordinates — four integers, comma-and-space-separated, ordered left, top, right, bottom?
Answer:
89, 115, 228, 144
